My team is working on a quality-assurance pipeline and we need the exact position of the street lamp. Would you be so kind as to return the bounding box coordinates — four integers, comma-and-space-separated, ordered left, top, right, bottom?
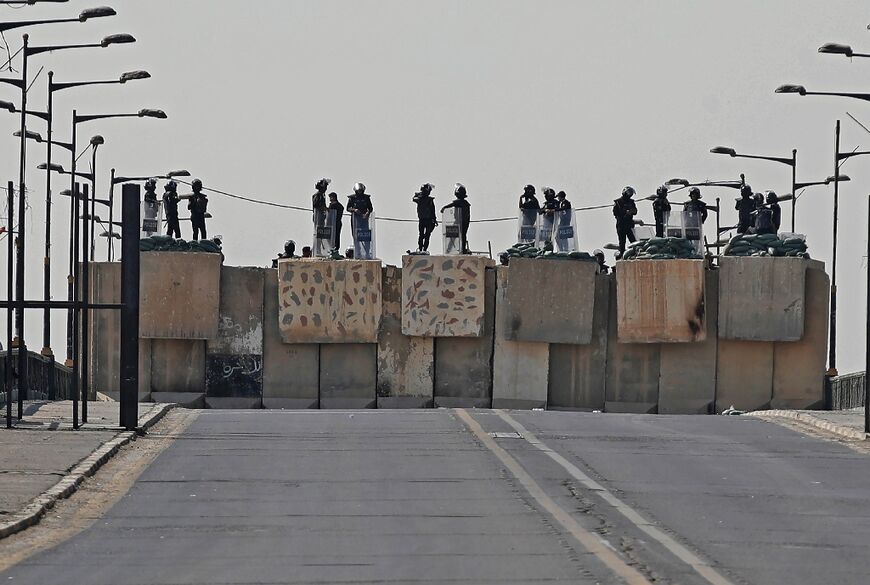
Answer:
775, 84, 870, 104
818, 43, 870, 59
710, 145, 798, 230
0, 1, 70, 4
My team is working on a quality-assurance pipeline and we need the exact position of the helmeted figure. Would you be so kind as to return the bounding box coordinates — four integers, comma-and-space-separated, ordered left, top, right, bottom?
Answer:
752, 192, 774, 235
684, 187, 708, 223
652, 185, 671, 237
413, 183, 437, 252
735, 184, 755, 234
519, 184, 540, 211
144, 178, 158, 203
613, 186, 638, 255
347, 182, 374, 258
188, 178, 209, 241
327, 192, 344, 251
541, 187, 558, 214
441, 183, 471, 254
272, 239, 297, 268
163, 180, 181, 238
766, 190, 781, 232
312, 177, 330, 228
594, 249, 610, 274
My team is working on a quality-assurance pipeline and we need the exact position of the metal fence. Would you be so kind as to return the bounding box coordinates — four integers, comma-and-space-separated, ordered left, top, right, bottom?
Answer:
0, 350, 73, 403
829, 372, 866, 410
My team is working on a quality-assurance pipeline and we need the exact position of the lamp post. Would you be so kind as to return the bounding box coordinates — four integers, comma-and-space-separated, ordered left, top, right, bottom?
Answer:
710, 145, 798, 231
775, 84, 870, 104
818, 43, 870, 59
0, 1, 70, 5
69, 108, 167, 426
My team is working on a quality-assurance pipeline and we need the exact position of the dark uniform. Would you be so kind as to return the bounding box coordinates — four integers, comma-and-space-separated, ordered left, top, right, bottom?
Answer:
766, 192, 781, 232
347, 188, 374, 258
652, 187, 671, 238
735, 186, 755, 234
684, 199, 708, 223
188, 181, 208, 241
442, 184, 471, 254
613, 187, 638, 254
328, 196, 344, 250
163, 182, 181, 238
414, 186, 437, 252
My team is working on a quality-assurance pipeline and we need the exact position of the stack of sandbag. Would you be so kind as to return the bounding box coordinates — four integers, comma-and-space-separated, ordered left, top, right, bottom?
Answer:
503, 242, 596, 262
621, 237, 703, 260
139, 235, 222, 254
722, 233, 809, 258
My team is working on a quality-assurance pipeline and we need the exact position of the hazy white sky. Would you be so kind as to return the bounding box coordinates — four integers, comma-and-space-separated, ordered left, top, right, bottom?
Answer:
1, 0, 869, 372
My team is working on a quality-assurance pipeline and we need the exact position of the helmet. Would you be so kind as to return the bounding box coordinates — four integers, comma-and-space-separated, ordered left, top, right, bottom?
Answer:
656, 185, 669, 197
284, 239, 296, 254
689, 187, 701, 199
556, 190, 566, 199
741, 184, 753, 197
165, 180, 177, 191
454, 183, 467, 198
543, 186, 556, 197
315, 178, 331, 190
593, 249, 604, 256
354, 182, 366, 194
622, 186, 636, 198
144, 178, 157, 190
421, 182, 434, 193
192, 178, 203, 190
524, 184, 536, 194
766, 190, 778, 203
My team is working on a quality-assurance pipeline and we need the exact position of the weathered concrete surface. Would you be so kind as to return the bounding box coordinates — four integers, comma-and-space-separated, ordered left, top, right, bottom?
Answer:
377, 266, 434, 409
140, 252, 221, 339
402, 255, 492, 338
715, 340, 773, 413
149, 339, 206, 395
262, 269, 319, 409
319, 344, 377, 409
548, 274, 611, 411
718, 257, 807, 341
658, 270, 719, 414
616, 260, 706, 343
205, 267, 265, 408
772, 264, 829, 409
501, 258, 597, 344
606, 277, 660, 413
433, 268, 496, 408
278, 260, 382, 344
492, 267, 548, 409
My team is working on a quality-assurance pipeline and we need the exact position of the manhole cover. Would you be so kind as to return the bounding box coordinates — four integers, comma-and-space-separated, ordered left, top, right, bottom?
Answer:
489, 432, 523, 439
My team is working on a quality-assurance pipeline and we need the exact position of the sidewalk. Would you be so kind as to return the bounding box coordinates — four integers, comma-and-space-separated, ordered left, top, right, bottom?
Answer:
750, 407, 868, 441
0, 401, 174, 539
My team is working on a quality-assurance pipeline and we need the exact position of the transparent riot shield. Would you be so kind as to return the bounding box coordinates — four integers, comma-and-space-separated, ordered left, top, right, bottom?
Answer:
141, 199, 163, 238
682, 209, 704, 255
665, 208, 683, 239
554, 208, 578, 253
537, 208, 556, 248
517, 208, 539, 244
312, 208, 335, 257
352, 212, 376, 260
442, 207, 464, 255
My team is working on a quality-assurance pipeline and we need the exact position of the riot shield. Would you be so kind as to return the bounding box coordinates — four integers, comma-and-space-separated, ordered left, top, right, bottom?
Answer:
517, 208, 539, 244
537, 209, 556, 248
441, 207, 464, 255
554, 208, 578, 253
141, 200, 163, 238
312, 208, 334, 257
352, 212, 376, 260
665, 209, 683, 239
682, 209, 704, 255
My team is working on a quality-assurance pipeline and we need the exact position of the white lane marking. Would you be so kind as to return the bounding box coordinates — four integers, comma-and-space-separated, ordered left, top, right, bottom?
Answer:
495, 410, 735, 585
455, 409, 651, 585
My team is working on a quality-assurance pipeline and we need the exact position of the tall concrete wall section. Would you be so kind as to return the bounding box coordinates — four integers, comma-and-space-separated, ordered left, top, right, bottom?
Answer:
718, 257, 807, 341
606, 277, 660, 413
262, 269, 319, 409
149, 339, 206, 405
658, 270, 719, 414
501, 258, 597, 344
205, 267, 265, 409
715, 340, 773, 413
548, 274, 611, 410
616, 260, 706, 343
493, 267, 548, 409
377, 266, 434, 409
434, 268, 496, 408
278, 260, 382, 344
772, 264, 829, 409
401, 255, 492, 337
139, 252, 221, 339
319, 344, 377, 409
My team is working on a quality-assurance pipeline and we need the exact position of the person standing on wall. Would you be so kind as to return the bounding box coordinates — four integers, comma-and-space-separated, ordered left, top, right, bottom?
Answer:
328, 192, 344, 252
613, 186, 638, 256
441, 183, 471, 254
413, 183, 437, 253
163, 180, 181, 238
189, 179, 209, 241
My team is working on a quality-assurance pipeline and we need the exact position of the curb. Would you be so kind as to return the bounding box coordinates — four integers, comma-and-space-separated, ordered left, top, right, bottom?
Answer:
0, 403, 176, 540
749, 410, 868, 442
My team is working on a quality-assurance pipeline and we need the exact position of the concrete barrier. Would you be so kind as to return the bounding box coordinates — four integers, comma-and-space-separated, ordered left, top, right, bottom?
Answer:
433, 267, 496, 407
772, 263, 829, 409
402, 255, 492, 337
493, 267, 548, 409
547, 274, 611, 410
606, 276, 660, 413
616, 259, 706, 343
715, 340, 773, 412
319, 344, 377, 409
262, 269, 319, 409
501, 258, 597, 344
205, 267, 265, 409
377, 266, 434, 408
658, 270, 718, 414
140, 252, 221, 339
278, 259, 382, 344
149, 339, 206, 404
718, 257, 806, 341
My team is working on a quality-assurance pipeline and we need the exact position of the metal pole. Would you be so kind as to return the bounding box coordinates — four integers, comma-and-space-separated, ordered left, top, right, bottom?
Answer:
715, 196, 721, 262
6, 181, 14, 429
829, 121, 840, 377
42, 71, 53, 359
15, 34, 29, 415
865, 192, 869, 434
791, 149, 797, 232
119, 184, 140, 431
108, 168, 115, 261
89, 147, 97, 262
81, 182, 89, 423
70, 112, 79, 429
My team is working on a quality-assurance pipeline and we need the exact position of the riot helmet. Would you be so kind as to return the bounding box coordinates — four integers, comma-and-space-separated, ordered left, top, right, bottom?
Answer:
622, 186, 636, 198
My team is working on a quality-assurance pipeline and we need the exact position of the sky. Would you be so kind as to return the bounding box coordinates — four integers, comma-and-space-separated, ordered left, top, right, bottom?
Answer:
1, 0, 869, 372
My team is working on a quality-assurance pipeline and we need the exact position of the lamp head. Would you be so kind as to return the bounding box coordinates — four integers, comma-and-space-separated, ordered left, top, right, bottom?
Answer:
665, 178, 690, 186
138, 108, 167, 119
90, 135, 105, 146
166, 169, 190, 178
710, 146, 737, 157
38, 162, 65, 173
0, 100, 16, 113
775, 84, 807, 96
119, 70, 150, 83
818, 43, 853, 57
14, 130, 43, 142
79, 6, 117, 21
827, 174, 850, 183
101, 33, 136, 47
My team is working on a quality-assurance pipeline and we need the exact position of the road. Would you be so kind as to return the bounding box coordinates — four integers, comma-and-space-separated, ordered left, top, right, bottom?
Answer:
2, 409, 870, 585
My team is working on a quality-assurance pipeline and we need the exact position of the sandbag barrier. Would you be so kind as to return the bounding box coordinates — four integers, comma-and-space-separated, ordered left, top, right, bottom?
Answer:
723, 233, 809, 258
139, 235, 223, 254
620, 237, 703, 260
502, 242, 596, 262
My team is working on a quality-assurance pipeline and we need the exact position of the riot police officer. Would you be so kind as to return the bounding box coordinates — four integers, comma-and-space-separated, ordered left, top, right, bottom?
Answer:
735, 184, 755, 234
188, 178, 209, 241
312, 178, 330, 229
327, 192, 344, 251
613, 186, 638, 254
163, 180, 181, 238
766, 190, 782, 232
652, 185, 671, 237
413, 183, 437, 253
519, 184, 540, 211
441, 183, 471, 254
594, 249, 610, 274
684, 187, 708, 223
347, 182, 374, 258
753, 192, 774, 235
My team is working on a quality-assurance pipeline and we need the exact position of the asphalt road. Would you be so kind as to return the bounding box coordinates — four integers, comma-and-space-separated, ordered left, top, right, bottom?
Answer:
2, 409, 870, 585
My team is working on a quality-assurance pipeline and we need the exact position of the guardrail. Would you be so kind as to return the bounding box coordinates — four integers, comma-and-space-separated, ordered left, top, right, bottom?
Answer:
829, 371, 865, 411
0, 350, 73, 403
